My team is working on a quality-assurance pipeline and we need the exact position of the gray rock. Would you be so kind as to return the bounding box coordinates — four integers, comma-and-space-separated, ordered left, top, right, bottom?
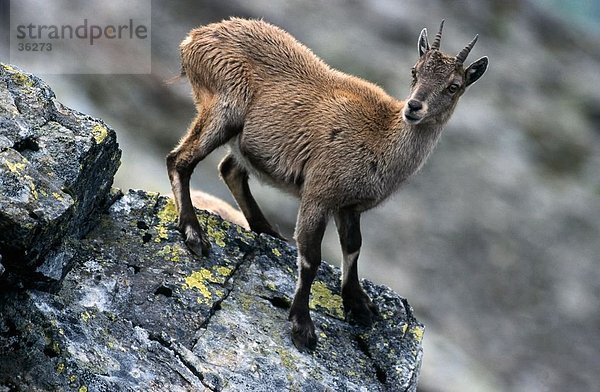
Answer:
0, 64, 121, 287
0, 190, 423, 391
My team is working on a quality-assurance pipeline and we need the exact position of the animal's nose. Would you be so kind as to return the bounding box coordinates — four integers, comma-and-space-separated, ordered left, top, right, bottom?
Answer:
407, 99, 423, 111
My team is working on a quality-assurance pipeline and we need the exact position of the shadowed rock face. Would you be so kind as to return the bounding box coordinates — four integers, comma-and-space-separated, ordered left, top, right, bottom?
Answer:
0, 64, 121, 287
0, 67, 423, 391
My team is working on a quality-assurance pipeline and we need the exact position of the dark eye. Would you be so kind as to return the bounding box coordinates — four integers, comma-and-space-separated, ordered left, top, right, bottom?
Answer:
411, 67, 417, 78
447, 83, 460, 94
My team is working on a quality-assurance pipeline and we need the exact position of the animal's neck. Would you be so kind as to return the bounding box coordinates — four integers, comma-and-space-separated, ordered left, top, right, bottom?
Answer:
389, 117, 446, 182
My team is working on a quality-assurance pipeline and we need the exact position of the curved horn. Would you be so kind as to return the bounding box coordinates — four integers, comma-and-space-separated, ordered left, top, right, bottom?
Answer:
456, 34, 478, 64
431, 20, 445, 50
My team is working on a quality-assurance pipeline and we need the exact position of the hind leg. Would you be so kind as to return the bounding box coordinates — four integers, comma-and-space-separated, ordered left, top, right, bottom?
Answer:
219, 153, 285, 240
167, 104, 239, 256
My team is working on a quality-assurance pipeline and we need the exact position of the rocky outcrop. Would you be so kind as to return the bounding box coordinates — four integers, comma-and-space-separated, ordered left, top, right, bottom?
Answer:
0, 190, 424, 391
0, 66, 423, 391
0, 64, 120, 288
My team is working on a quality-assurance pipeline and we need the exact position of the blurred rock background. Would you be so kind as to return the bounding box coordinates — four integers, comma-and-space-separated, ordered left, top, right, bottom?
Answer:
2, 0, 599, 391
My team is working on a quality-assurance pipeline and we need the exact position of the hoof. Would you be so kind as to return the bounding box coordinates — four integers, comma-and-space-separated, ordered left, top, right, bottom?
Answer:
344, 294, 379, 327
289, 313, 317, 352
183, 225, 211, 257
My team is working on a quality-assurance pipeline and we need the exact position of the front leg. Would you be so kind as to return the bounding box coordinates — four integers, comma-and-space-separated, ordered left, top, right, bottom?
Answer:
334, 209, 378, 327
289, 201, 329, 351
167, 163, 210, 257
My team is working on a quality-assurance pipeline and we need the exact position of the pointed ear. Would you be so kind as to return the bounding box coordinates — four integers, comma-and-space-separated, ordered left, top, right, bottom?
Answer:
418, 28, 429, 57
465, 56, 488, 87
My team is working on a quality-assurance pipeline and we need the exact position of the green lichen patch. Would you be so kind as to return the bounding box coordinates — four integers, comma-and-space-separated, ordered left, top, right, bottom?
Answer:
91, 124, 109, 144
2, 64, 35, 88
265, 281, 278, 292
0, 149, 74, 227
237, 225, 257, 242
181, 268, 229, 305
215, 265, 233, 277
154, 197, 178, 242
45, 339, 62, 357
276, 348, 299, 372
408, 325, 424, 343
157, 196, 178, 223
81, 310, 94, 323
157, 244, 185, 263
3, 159, 27, 173
199, 213, 227, 247
309, 281, 345, 320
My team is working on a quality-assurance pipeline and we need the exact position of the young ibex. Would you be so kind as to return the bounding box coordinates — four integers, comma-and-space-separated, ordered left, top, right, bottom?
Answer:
167, 18, 488, 351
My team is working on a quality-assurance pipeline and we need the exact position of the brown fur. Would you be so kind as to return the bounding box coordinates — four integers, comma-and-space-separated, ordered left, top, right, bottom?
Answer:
167, 18, 488, 351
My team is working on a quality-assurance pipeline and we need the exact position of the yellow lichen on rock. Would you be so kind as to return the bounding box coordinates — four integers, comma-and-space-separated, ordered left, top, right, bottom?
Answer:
29, 181, 39, 200
155, 198, 178, 242
157, 198, 178, 223
157, 244, 183, 262
236, 225, 256, 241
309, 281, 344, 319
215, 265, 233, 278
51, 341, 61, 355
401, 323, 408, 335
237, 292, 255, 312
3, 64, 34, 88
1, 158, 42, 200
183, 268, 224, 303
199, 214, 227, 247
81, 311, 93, 322
91, 124, 108, 144
53, 191, 65, 201
4, 160, 27, 173
276, 348, 298, 371
409, 325, 424, 343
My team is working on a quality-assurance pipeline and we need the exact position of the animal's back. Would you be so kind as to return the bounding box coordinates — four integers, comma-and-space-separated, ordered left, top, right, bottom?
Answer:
179, 18, 403, 200
180, 18, 330, 91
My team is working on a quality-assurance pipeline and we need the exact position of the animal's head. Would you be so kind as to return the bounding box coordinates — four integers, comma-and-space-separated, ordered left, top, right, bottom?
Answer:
403, 21, 488, 126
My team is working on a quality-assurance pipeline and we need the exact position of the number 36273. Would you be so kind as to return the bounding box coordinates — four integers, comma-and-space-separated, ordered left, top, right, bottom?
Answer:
18, 43, 53, 52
